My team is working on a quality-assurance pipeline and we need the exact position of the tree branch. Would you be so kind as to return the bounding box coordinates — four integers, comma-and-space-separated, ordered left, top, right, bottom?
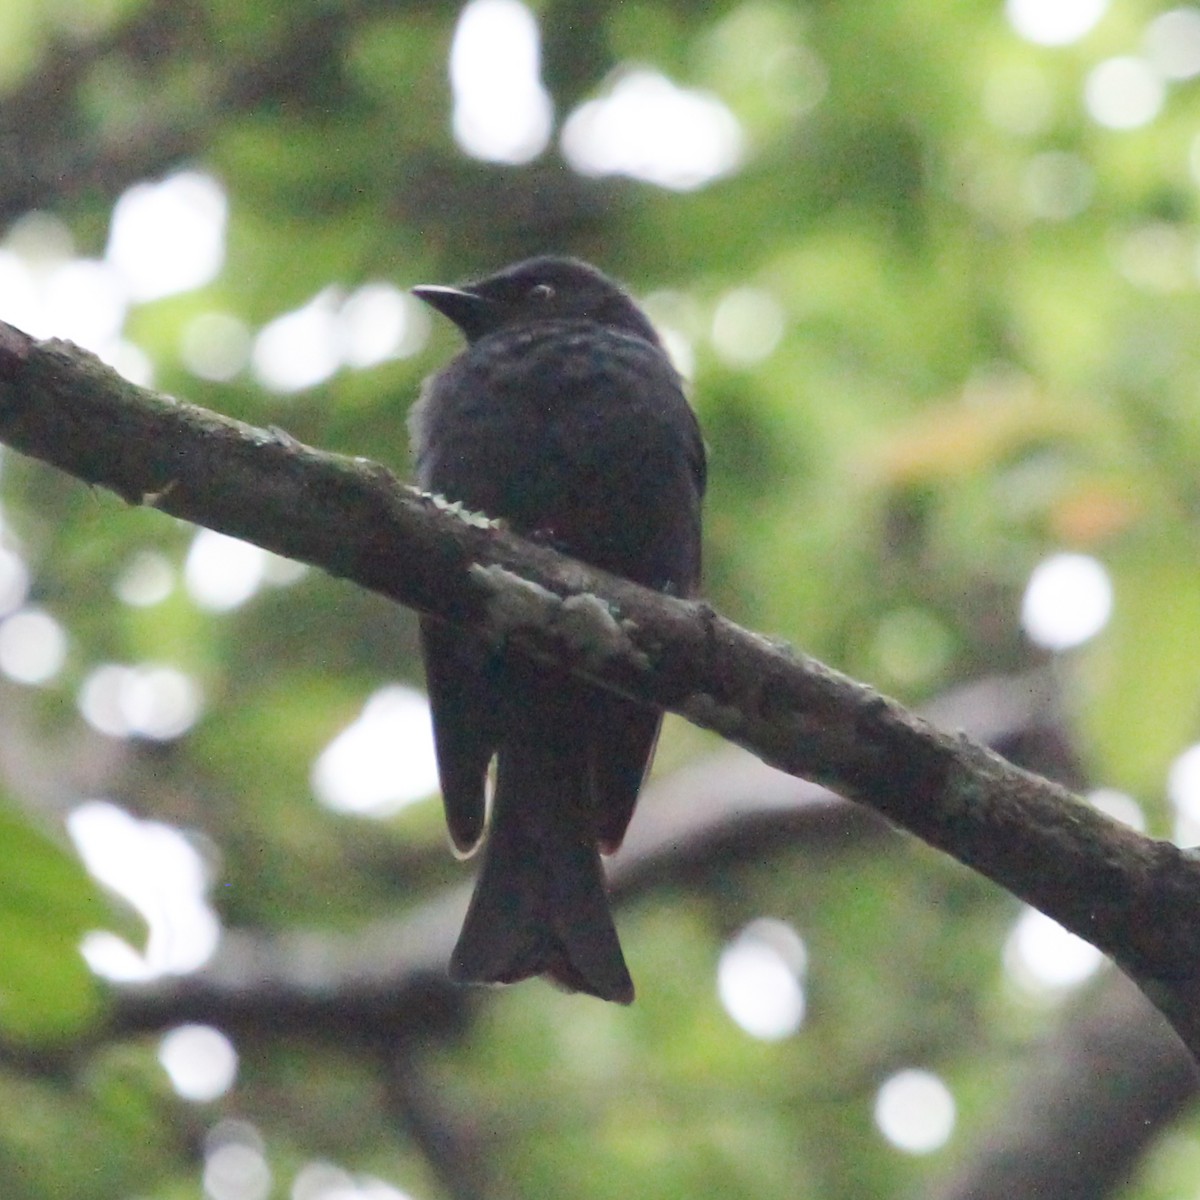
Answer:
2, 322, 1199, 1058
932, 974, 1198, 1200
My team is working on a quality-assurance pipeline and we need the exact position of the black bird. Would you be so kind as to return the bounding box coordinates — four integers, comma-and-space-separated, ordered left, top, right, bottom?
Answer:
409, 256, 705, 1003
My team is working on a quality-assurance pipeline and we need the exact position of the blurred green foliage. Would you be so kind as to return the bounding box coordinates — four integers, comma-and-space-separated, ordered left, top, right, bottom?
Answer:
1, 0, 1200, 1197
0, 801, 106, 1040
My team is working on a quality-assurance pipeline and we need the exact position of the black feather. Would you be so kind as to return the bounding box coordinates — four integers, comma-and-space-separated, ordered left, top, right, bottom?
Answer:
410, 256, 705, 1002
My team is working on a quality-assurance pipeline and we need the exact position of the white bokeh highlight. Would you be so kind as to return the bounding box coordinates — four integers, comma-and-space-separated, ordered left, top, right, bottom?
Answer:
874, 1069, 956, 1154
107, 340, 155, 387
1088, 787, 1146, 832
341, 283, 431, 368
78, 662, 203, 741
106, 172, 228, 302
562, 68, 744, 191
115, 549, 175, 607
1145, 8, 1200, 81
642, 289, 702, 380
1168, 743, 1200, 843
0, 545, 29, 617
1021, 553, 1112, 651
1004, 905, 1104, 996
5, 210, 74, 265
185, 529, 270, 612
0, 213, 133, 374
159, 1024, 239, 1102
0, 607, 68, 684
711, 288, 785, 366
312, 686, 441, 818
450, 0, 553, 163
1116, 223, 1192, 293
1006, 0, 1107, 46
1084, 57, 1165, 130
68, 800, 220, 983
204, 1122, 271, 1200
717, 918, 807, 1041
263, 553, 308, 588
293, 1162, 415, 1200
251, 285, 429, 393
252, 290, 343, 393
43, 258, 129, 348
181, 313, 253, 382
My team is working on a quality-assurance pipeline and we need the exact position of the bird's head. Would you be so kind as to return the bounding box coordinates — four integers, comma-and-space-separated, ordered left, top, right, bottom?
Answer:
413, 256, 662, 347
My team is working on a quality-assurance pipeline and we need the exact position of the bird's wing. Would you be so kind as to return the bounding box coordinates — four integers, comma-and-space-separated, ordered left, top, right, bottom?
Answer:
418, 616, 498, 856
589, 694, 663, 854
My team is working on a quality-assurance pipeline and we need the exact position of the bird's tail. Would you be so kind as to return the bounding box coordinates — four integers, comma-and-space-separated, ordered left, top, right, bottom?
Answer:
449, 742, 634, 1004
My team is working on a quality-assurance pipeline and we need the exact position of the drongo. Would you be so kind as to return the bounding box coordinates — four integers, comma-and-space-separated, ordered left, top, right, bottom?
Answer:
410, 256, 705, 1002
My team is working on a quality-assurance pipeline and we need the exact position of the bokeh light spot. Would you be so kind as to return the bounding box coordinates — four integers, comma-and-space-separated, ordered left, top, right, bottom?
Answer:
1145, 8, 1200, 81
181, 313, 252, 382
1004, 905, 1104, 995
874, 1069, 956, 1154
252, 290, 342, 394
115, 549, 174, 607
68, 800, 219, 982
107, 171, 227, 302
159, 1024, 239, 1102
1116, 223, 1192, 292
642, 290, 702, 379
341, 283, 431, 368
1168, 743, 1200, 843
44, 258, 129, 353
0, 252, 41, 335
264, 555, 307, 588
562, 68, 743, 191
1088, 787, 1146, 832
717, 918, 807, 1040
204, 1122, 271, 1200
1084, 57, 1164, 130
0, 607, 67, 684
1020, 553, 1112, 651
0, 545, 29, 617
293, 1162, 415, 1200
293, 1162, 358, 1200
107, 339, 154, 386
77, 662, 203, 741
0, 214, 132, 358
6, 211, 74, 264
450, 0, 552, 164
710, 287, 785, 366
1006, 0, 1107, 46
313, 686, 441, 817
185, 529, 268, 612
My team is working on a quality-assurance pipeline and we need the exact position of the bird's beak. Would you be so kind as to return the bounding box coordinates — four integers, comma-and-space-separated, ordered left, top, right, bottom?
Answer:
412, 285, 495, 340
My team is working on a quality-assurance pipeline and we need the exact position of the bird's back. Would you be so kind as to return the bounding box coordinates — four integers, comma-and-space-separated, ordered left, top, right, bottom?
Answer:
412, 319, 703, 592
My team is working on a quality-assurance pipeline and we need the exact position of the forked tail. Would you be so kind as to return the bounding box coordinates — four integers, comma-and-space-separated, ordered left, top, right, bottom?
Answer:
449, 743, 634, 1003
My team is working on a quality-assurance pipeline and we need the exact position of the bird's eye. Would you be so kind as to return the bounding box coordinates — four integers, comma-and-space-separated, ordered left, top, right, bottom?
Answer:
530, 283, 555, 301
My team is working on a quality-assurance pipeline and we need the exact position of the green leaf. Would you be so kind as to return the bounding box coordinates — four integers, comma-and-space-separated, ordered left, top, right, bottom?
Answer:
0, 805, 107, 1041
